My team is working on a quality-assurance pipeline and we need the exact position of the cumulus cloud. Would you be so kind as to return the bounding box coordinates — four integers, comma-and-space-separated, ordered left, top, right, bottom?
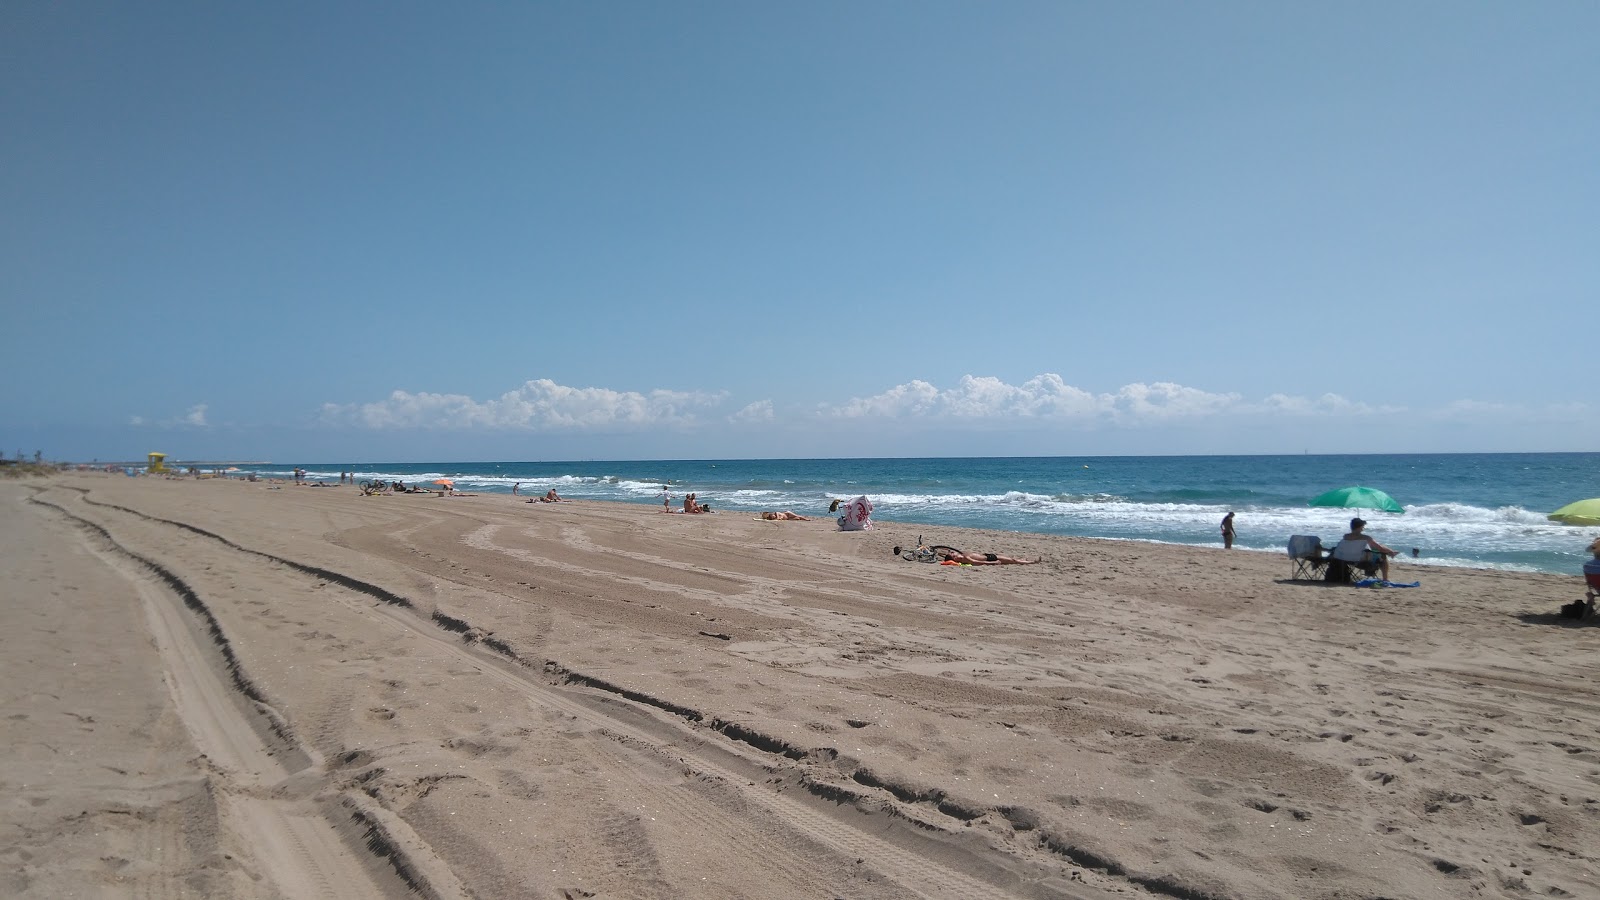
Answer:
730, 400, 774, 423
182, 404, 208, 427
316, 373, 1463, 439
822, 375, 1447, 427
320, 378, 727, 431
830, 375, 1245, 423
1105, 382, 1240, 421
1257, 392, 1399, 416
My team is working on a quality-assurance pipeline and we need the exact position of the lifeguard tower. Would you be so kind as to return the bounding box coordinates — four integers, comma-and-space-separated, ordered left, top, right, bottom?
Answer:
147, 452, 167, 474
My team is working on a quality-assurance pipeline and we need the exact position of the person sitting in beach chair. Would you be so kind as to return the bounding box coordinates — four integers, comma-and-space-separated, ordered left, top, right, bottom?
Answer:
836, 495, 873, 531
1287, 534, 1328, 580
1328, 518, 1399, 582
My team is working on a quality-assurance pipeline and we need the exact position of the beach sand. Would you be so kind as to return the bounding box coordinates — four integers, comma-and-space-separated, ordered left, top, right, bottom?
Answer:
4, 473, 1596, 899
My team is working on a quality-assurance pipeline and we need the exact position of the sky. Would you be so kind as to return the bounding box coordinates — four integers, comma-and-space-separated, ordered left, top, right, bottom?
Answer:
4, 2, 1596, 463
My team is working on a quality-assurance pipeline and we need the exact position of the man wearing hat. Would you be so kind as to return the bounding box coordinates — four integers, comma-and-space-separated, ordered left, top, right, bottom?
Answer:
1342, 517, 1400, 581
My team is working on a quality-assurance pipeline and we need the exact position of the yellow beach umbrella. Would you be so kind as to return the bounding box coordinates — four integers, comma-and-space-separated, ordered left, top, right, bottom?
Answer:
1548, 498, 1600, 526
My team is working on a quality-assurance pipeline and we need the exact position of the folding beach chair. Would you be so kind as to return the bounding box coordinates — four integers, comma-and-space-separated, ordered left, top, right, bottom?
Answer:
1327, 539, 1380, 583
1287, 535, 1327, 580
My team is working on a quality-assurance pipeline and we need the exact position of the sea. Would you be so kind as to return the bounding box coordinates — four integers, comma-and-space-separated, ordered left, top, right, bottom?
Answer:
270, 454, 1600, 576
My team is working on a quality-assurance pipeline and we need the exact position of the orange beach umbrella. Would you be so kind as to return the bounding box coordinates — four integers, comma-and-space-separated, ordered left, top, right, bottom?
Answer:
433, 478, 454, 487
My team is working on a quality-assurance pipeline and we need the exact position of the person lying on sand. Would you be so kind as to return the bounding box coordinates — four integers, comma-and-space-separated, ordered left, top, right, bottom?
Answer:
938, 548, 1040, 566
759, 511, 810, 521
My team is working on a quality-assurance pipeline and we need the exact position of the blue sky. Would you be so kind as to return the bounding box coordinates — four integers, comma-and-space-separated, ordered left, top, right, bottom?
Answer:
4, 2, 1596, 463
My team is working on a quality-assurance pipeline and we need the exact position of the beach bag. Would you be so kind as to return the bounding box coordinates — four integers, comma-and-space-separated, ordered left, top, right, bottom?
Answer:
837, 495, 874, 531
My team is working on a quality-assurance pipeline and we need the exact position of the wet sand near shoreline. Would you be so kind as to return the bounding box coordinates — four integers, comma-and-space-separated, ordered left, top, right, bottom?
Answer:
4, 473, 1597, 899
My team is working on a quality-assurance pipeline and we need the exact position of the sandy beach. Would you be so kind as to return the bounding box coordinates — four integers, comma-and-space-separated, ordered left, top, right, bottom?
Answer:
3, 473, 1596, 899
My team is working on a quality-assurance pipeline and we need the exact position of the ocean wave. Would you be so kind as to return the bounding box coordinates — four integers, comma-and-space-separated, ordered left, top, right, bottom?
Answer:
256, 456, 1600, 573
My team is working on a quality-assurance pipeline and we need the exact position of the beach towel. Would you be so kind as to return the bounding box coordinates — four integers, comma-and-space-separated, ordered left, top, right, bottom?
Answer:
837, 495, 874, 531
1353, 579, 1421, 588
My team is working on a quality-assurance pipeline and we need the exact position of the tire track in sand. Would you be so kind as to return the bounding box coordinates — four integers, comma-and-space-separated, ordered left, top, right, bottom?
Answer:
29, 494, 469, 900
60, 488, 1106, 900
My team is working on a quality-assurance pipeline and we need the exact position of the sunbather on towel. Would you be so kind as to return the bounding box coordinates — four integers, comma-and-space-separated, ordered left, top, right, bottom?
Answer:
759, 511, 809, 521
938, 548, 1040, 566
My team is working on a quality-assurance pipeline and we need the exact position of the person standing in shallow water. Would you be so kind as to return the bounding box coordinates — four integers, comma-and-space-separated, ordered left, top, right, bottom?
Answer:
1221, 511, 1236, 549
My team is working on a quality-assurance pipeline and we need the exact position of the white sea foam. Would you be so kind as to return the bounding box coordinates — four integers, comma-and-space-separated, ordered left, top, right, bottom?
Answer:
264, 458, 1600, 573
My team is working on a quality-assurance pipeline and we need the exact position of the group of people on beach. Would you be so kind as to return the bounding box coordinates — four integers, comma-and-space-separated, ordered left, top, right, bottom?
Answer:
512, 483, 566, 503
645, 486, 1041, 561
502, 484, 1594, 601
1235, 508, 1406, 580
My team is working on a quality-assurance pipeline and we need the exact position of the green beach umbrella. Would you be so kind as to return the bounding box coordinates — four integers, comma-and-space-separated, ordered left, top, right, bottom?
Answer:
1308, 485, 1404, 514
1548, 498, 1600, 526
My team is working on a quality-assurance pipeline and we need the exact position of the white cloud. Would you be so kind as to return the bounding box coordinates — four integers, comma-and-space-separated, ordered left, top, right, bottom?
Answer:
1105, 382, 1240, 422
314, 374, 1589, 449
830, 375, 1243, 423
321, 378, 727, 431
731, 400, 774, 423
1257, 392, 1398, 416
129, 405, 209, 428
831, 379, 944, 418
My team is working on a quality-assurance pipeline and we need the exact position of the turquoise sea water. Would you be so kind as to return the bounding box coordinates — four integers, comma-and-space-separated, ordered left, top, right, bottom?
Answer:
274, 454, 1600, 575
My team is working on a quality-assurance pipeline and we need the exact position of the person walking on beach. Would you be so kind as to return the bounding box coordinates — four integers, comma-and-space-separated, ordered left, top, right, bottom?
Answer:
1221, 511, 1236, 549
511, 482, 520, 496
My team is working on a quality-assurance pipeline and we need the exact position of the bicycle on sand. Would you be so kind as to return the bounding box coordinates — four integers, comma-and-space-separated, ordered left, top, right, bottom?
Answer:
893, 536, 959, 563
